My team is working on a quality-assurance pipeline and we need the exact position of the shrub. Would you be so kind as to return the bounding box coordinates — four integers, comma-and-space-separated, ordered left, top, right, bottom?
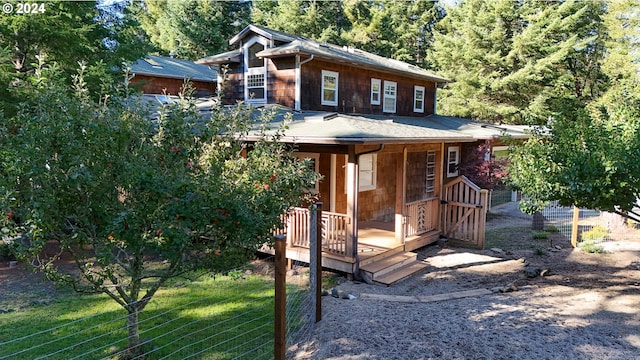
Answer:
578, 240, 605, 254
0, 240, 16, 260
581, 225, 609, 242
545, 225, 560, 233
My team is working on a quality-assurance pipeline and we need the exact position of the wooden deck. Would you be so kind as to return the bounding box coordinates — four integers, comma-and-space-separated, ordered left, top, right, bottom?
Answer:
263, 218, 440, 284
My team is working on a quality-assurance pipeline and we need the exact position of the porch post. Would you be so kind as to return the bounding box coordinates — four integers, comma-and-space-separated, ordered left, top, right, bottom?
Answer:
345, 148, 359, 269
395, 147, 407, 243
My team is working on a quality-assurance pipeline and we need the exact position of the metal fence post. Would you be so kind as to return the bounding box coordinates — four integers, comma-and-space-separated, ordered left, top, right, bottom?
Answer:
274, 235, 286, 360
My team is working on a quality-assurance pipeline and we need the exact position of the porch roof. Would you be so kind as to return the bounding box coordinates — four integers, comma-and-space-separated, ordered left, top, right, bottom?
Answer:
234, 107, 532, 145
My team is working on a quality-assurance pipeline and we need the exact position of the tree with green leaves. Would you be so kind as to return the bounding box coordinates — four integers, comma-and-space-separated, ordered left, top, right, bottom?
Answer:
135, 0, 251, 59
341, 0, 444, 68
251, 0, 348, 44
508, 87, 640, 222
0, 64, 317, 357
429, 0, 608, 124
252, 0, 443, 68
508, 0, 640, 222
0, 0, 150, 109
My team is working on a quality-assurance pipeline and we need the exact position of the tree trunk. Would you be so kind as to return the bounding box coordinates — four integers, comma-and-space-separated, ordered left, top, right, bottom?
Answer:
126, 308, 142, 358
532, 210, 544, 231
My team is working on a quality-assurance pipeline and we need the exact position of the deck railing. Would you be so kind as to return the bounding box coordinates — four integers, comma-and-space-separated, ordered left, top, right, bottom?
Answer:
287, 207, 311, 248
404, 198, 439, 237
321, 211, 348, 256
286, 207, 348, 257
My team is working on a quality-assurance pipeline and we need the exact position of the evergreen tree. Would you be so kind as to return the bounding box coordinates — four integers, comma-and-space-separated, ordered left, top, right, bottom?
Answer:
429, 0, 608, 124
253, 0, 443, 67
135, 0, 251, 59
251, 0, 348, 44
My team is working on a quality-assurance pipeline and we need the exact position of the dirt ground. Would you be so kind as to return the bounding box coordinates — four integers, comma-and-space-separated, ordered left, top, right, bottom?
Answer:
293, 206, 640, 359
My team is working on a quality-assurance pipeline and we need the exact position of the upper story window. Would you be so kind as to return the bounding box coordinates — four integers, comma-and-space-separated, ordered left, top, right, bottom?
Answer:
447, 146, 460, 178
414, 86, 425, 113
383, 81, 397, 113
371, 78, 381, 105
244, 38, 267, 103
321, 70, 339, 106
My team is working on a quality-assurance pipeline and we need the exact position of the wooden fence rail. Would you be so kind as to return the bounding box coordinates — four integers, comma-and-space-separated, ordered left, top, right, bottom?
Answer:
405, 198, 439, 237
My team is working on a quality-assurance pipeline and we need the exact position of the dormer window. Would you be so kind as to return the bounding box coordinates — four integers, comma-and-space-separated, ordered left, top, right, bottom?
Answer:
321, 70, 339, 106
244, 38, 267, 103
414, 86, 425, 113
371, 78, 381, 105
383, 81, 397, 113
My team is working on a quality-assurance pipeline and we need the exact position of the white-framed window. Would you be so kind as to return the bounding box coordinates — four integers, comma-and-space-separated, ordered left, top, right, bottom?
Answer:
371, 78, 381, 105
383, 81, 397, 113
244, 38, 267, 103
425, 151, 436, 197
447, 146, 460, 178
343, 154, 377, 193
414, 85, 425, 113
294, 152, 320, 193
359, 153, 377, 191
321, 70, 338, 106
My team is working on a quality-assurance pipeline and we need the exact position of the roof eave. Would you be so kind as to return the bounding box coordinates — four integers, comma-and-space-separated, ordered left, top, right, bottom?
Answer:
133, 73, 215, 82
256, 48, 450, 83
229, 24, 294, 46
239, 135, 475, 145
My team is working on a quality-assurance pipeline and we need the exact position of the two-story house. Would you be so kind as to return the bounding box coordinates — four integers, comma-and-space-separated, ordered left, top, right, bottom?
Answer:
197, 25, 529, 284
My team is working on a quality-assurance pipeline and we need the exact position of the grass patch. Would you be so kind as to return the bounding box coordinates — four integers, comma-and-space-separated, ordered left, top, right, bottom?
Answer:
532, 231, 549, 240
0, 272, 290, 359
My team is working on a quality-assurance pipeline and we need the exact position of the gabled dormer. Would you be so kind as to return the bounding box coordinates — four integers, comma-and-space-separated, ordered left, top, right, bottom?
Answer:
197, 25, 449, 116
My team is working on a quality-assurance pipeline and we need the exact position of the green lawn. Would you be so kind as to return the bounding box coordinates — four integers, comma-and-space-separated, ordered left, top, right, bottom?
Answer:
0, 273, 284, 360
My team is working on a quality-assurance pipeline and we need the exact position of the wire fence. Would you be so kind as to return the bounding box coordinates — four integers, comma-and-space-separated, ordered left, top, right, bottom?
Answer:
0, 255, 317, 360
541, 200, 640, 245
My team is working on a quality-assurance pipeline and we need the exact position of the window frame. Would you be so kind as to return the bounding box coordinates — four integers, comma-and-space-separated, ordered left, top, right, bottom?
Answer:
321, 70, 339, 106
243, 37, 267, 104
343, 154, 377, 193
371, 78, 381, 105
447, 146, 460, 178
414, 85, 425, 113
383, 80, 397, 113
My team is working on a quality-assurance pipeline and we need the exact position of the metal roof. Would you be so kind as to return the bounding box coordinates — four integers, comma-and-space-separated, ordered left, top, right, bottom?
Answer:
131, 55, 217, 82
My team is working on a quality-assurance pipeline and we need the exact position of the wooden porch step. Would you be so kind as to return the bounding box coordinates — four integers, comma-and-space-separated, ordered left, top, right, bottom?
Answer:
360, 252, 428, 286
372, 260, 429, 286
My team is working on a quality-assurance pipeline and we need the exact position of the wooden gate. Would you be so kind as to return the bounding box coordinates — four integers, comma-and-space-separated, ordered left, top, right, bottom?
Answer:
442, 176, 489, 249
